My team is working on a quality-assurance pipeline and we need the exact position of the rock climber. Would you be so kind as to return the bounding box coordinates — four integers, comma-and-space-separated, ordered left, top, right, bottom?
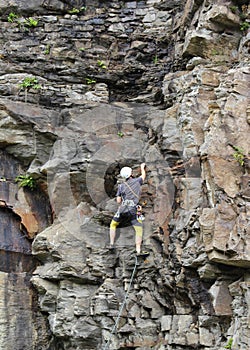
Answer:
109, 163, 148, 256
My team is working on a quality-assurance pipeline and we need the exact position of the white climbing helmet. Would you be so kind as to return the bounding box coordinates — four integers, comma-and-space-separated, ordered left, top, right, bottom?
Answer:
120, 166, 132, 179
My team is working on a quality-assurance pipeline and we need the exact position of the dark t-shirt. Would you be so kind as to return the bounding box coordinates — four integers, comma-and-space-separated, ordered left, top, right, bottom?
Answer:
116, 176, 143, 205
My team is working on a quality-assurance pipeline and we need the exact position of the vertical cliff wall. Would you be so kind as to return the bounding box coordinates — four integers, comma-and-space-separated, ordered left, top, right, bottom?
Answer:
0, 150, 52, 349
0, 0, 249, 349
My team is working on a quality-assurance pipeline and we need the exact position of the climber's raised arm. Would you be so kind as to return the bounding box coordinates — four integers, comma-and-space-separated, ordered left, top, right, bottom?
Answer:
140, 163, 146, 182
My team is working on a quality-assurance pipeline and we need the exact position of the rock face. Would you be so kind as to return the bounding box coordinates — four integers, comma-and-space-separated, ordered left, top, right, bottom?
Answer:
0, 0, 249, 349
0, 151, 52, 349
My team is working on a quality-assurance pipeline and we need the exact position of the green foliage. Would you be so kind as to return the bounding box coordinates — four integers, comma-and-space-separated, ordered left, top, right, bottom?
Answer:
44, 44, 51, 55
24, 17, 39, 27
8, 13, 38, 30
69, 7, 80, 14
224, 338, 233, 349
153, 55, 158, 64
117, 131, 124, 138
229, 6, 238, 14
86, 77, 96, 85
211, 48, 220, 55
232, 146, 245, 166
15, 17, 39, 32
15, 174, 36, 190
7, 12, 18, 23
68, 6, 86, 14
19, 77, 41, 90
97, 60, 107, 69
240, 21, 250, 31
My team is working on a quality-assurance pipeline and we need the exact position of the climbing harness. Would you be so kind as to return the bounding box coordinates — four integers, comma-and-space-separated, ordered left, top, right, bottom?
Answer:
123, 181, 145, 220
136, 204, 145, 221
102, 254, 138, 350
124, 181, 140, 202
122, 199, 135, 207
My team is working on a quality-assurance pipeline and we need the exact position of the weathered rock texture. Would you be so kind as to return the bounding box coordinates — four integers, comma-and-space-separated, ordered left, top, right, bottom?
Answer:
0, 0, 249, 349
0, 150, 52, 349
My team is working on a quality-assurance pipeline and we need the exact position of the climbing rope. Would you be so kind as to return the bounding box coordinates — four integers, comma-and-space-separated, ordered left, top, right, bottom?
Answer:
102, 254, 138, 350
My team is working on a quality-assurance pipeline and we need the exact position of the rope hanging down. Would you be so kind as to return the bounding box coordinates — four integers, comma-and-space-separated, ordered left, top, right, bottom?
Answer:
103, 254, 138, 350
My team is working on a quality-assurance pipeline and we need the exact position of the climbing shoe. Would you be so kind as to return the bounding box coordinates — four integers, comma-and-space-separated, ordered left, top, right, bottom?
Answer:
136, 251, 150, 257
135, 258, 141, 266
107, 244, 115, 252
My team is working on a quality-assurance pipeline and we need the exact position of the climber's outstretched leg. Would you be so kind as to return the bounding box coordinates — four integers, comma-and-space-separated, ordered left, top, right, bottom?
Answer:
133, 223, 143, 254
133, 218, 149, 257
109, 219, 119, 249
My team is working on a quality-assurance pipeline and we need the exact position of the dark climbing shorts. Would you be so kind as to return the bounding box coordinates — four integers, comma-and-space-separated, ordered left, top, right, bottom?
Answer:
112, 206, 142, 227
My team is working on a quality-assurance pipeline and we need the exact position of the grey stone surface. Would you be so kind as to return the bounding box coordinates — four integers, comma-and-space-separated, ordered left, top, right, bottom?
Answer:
0, 0, 249, 349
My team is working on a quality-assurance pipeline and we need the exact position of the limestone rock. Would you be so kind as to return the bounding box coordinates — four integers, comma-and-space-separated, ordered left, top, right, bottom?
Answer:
0, 271, 50, 350
209, 280, 232, 316
0, 0, 249, 349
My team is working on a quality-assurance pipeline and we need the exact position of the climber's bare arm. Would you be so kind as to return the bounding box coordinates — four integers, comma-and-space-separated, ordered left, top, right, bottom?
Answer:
140, 163, 146, 181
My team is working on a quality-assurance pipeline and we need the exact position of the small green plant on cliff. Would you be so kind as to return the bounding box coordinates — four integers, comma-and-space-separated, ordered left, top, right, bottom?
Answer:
19, 76, 41, 90
15, 174, 36, 190
232, 146, 245, 166
224, 337, 233, 349
24, 17, 39, 27
17, 17, 39, 31
7, 12, 19, 23
97, 60, 106, 69
229, 6, 238, 14
19, 77, 41, 103
117, 131, 124, 138
44, 44, 51, 55
86, 77, 96, 85
240, 21, 250, 31
153, 55, 158, 64
68, 6, 86, 14
211, 48, 220, 56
